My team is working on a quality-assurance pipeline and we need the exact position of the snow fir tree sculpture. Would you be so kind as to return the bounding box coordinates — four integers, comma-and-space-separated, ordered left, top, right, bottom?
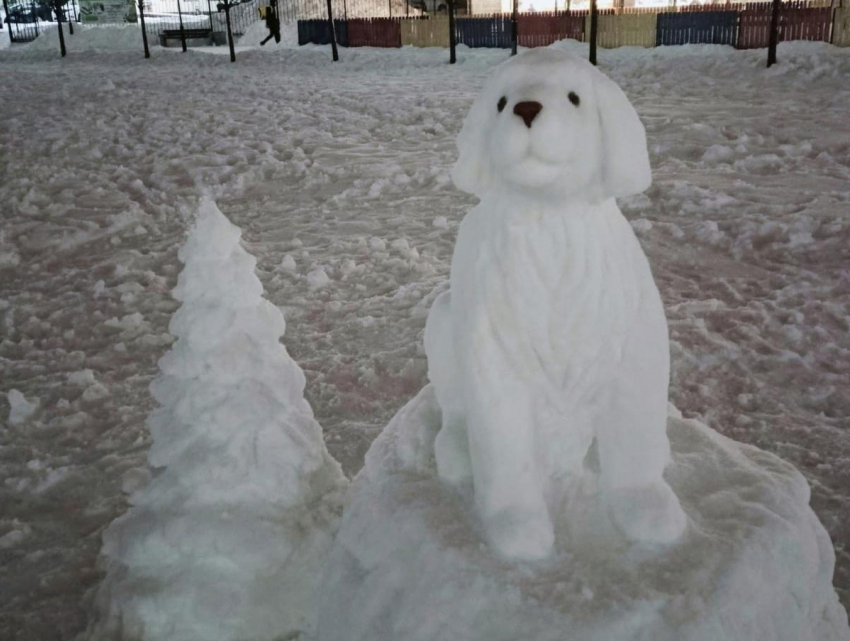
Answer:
92, 200, 346, 641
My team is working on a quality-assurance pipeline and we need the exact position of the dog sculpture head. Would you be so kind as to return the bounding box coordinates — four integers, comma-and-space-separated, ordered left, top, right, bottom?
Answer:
453, 49, 651, 202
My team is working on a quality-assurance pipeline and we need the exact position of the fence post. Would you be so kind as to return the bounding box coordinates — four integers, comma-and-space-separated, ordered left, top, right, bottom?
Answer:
325, 0, 339, 61
512, 0, 518, 54
30, 0, 39, 36
177, 0, 187, 52
589, 0, 598, 64
207, 0, 215, 40
53, 0, 66, 56
2, 0, 11, 40
767, 0, 780, 66
137, 0, 150, 57
448, 0, 456, 63
224, 1, 236, 61
67, 0, 74, 35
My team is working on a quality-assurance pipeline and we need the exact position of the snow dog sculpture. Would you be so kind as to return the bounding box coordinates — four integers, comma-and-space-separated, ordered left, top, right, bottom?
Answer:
424, 49, 687, 561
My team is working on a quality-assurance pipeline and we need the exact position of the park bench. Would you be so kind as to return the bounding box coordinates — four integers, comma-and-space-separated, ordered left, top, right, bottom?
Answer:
159, 28, 213, 47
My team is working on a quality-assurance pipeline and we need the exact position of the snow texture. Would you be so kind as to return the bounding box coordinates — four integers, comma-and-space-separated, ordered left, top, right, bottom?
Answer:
24, 24, 147, 53
7, 389, 37, 426
318, 386, 850, 641
1, 37, 849, 638
426, 50, 684, 561
90, 200, 347, 641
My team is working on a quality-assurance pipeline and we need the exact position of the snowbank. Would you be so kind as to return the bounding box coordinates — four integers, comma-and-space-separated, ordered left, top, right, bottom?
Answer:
318, 386, 850, 641
91, 200, 347, 641
23, 24, 145, 53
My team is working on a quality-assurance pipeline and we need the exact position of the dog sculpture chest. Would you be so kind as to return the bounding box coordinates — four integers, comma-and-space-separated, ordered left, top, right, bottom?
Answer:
424, 49, 687, 561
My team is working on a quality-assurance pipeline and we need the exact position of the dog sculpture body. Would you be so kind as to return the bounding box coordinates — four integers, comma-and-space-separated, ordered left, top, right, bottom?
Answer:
424, 50, 687, 561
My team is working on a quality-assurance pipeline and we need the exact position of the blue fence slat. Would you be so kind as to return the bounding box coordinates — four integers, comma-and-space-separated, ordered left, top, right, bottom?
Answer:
656, 11, 738, 47
455, 17, 512, 48
297, 19, 350, 46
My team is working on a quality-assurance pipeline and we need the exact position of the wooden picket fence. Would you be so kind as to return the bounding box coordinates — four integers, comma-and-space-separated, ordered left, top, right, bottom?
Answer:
298, 1, 850, 51
347, 17, 402, 47
517, 12, 586, 48
738, 2, 832, 49
592, 12, 657, 48
834, 6, 850, 46
401, 16, 450, 47
656, 9, 739, 45
456, 15, 513, 48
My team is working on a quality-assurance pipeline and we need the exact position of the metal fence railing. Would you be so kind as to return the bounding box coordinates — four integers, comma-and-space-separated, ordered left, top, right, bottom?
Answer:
2, 0, 81, 43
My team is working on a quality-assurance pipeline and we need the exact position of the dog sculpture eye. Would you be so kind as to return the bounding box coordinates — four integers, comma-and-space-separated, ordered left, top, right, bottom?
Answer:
568, 92, 580, 107
497, 96, 507, 113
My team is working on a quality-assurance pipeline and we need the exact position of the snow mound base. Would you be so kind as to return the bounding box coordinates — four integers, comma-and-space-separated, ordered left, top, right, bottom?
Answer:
91, 200, 347, 641
318, 386, 850, 641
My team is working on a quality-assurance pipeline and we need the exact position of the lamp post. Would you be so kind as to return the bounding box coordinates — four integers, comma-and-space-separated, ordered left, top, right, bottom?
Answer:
137, 0, 150, 58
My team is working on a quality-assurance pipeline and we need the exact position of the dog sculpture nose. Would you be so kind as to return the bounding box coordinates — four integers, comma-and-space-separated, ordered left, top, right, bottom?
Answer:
513, 101, 543, 128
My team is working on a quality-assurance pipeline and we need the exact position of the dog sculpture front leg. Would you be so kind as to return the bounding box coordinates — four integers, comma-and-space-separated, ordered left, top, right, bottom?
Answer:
464, 348, 555, 561
596, 298, 687, 544
427, 292, 554, 560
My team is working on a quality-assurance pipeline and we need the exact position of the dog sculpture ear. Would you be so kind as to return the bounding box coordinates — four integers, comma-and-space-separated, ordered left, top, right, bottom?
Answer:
452, 92, 494, 196
592, 70, 652, 200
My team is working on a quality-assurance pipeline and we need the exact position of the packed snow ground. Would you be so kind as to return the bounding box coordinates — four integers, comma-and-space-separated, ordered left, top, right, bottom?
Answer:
0, 33, 848, 639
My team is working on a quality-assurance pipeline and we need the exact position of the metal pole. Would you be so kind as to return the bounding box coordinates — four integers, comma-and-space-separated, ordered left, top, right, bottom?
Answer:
224, 2, 235, 61
2, 0, 12, 41
388, 0, 391, 17
325, 0, 338, 61
767, 0, 780, 67
448, 0, 456, 63
138, 0, 150, 57
511, 0, 517, 55
31, 0, 39, 36
67, 0, 74, 34
177, 0, 187, 51
207, 0, 214, 38
54, 0, 66, 55
589, 0, 597, 65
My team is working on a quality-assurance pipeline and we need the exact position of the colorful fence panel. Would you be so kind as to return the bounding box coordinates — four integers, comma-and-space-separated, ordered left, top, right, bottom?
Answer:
738, 3, 833, 49
298, 19, 349, 46
656, 10, 738, 46
456, 15, 512, 48
297, 2, 843, 51
348, 17, 402, 47
401, 16, 450, 47
591, 12, 657, 48
298, 19, 330, 45
517, 12, 585, 48
781, 6, 832, 42
834, 7, 850, 46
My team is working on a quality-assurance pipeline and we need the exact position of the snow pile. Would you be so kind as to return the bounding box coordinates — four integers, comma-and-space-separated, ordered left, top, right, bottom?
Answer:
91, 200, 347, 641
238, 19, 298, 48
24, 24, 145, 53
318, 388, 850, 641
